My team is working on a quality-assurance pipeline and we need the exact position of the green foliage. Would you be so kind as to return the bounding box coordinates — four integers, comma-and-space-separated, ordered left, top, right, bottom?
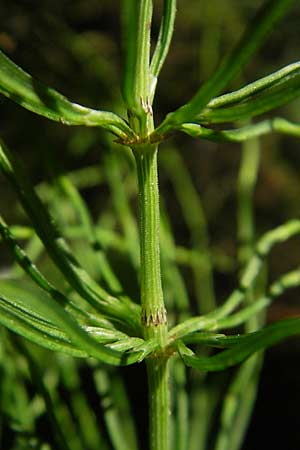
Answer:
1, 1, 300, 449
0, 50, 135, 140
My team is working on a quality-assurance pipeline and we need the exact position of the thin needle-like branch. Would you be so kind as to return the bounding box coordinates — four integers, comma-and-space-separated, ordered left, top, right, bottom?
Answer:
150, 0, 177, 102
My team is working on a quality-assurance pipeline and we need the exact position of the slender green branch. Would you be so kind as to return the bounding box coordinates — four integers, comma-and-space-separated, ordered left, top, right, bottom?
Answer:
168, 220, 300, 341
0, 140, 140, 333
153, 0, 293, 135
150, 0, 177, 102
56, 173, 125, 295
14, 339, 72, 450
0, 49, 135, 141
104, 149, 140, 269
0, 216, 105, 326
161, 147, 215, 313
206, 62, 300, 110
216, 298, 269, 330
181, 267, 300, 345
60, 358, 110, 450
160, 204, 190, 318
237, 135, 260, 264
191, 61, 300, 126
95, 369, 139, 450
213, 354, 263, 450
179, 317, 300, 372
180, 117, 300, 143
172, 358, 188, 450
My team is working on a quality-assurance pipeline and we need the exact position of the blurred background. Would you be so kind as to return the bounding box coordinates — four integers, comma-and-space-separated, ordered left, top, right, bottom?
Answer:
1, 1, 300, 449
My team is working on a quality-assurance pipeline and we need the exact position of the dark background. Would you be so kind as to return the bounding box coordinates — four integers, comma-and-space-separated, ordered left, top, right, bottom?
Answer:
1, 1, 300, 449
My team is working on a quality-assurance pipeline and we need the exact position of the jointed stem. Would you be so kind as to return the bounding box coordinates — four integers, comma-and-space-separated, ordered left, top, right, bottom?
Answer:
133, 144, 170, 450
126, 2, 173, 448
134, 145, 167, 343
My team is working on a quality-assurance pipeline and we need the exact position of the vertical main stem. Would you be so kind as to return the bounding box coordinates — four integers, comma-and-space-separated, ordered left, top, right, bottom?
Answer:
133, 144, 170, 450
147, 357, 170, 450
134, 145, 167, 343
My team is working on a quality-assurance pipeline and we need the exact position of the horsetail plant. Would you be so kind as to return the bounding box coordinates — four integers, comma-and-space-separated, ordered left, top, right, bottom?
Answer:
1, 1, 300, 449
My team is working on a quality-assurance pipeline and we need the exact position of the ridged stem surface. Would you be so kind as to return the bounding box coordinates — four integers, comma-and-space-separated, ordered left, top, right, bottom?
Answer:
134, 144, 169, 450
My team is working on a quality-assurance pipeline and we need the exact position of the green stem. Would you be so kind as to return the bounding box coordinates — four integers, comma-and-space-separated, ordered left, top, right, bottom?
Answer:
147, 358, 170, 450
134, 145, 167, 342
237, 136, 260, 265
122, 0, 153, 136
133, 144, 169, 450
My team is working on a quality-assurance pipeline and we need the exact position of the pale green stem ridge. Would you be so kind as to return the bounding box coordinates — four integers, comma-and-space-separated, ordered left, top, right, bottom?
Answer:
134, 144, 169, 450
136, 0, 153, 103
147, 358, 170, 450
133, 145, 167, 342
123, 0, 153, 136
